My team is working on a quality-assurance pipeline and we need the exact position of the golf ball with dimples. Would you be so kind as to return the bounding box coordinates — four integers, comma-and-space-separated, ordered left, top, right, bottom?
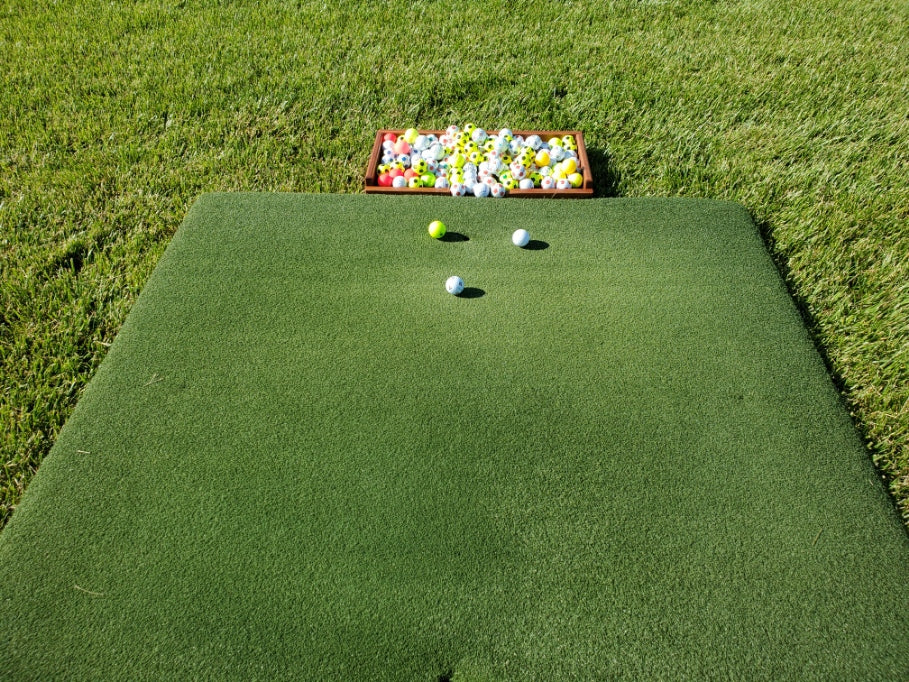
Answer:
435, 176, 450, 189
512, 229, 531, 247
556, 177, 571, 190
472, 182, 490, 198
541, 176, 555, 189
446, 275, 465, 295
519, 178, 535, 190
392, 176, 407, 188
491, 183, 506, 198
450, 182, 466, 197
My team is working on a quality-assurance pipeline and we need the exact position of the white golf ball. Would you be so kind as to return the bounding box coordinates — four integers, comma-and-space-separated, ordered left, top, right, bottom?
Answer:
518, 178, 535, 190
512, 229, 531, 247
525, 134, 543, 150
450, 182, 466, 197
446, 275, 465, 295
392, 175, 407, 188
491, 183, 506, 198
473, 182, 490, 198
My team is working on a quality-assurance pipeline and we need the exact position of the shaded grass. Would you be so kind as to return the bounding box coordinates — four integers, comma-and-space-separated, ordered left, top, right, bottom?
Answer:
2, 0, 908, 529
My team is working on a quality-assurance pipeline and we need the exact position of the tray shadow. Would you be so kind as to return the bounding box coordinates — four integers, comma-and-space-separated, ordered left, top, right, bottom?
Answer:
585, 147, 621, 197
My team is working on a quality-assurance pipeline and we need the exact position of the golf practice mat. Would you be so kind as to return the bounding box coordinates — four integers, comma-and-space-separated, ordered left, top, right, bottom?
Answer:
2, 194, 908, 680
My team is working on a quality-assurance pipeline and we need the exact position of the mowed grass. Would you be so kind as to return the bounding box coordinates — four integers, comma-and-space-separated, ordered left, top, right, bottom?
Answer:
2, 0, 908, 532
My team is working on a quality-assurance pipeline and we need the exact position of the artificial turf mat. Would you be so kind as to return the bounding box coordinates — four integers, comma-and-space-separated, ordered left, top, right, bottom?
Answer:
2, 193, 908, 680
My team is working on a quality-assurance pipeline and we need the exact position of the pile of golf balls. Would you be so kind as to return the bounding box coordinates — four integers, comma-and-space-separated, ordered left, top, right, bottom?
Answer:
376, 125, 584, 197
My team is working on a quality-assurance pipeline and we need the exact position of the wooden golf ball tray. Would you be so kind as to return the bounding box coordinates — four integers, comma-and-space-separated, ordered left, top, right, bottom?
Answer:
365, 129, 594, 198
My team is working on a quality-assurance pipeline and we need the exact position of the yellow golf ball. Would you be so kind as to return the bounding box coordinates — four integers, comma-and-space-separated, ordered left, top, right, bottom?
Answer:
428, 220, 447, 239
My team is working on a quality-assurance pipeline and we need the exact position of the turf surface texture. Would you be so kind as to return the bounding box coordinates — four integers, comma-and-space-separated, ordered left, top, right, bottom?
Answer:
1, 194, 907, 680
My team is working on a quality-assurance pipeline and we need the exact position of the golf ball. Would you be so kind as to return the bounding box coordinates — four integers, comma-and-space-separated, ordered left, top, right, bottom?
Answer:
428, 220, 447, 239
392, 175, 407, 188
446, 275, 465, 295
512, 229, 531, 247
473, 182, 490, 198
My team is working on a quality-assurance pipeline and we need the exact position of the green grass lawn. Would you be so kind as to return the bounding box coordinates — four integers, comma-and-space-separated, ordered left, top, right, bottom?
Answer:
2, 0, 908, 543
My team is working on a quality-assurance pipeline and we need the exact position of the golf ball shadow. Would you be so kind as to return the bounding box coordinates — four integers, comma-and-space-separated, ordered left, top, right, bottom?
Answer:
440, 231, 469, 243
523, 239, 549, 251
456, 287, 486, 299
